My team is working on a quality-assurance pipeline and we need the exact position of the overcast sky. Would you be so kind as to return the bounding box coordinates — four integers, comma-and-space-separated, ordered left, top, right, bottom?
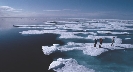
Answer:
0, 0, 133, 19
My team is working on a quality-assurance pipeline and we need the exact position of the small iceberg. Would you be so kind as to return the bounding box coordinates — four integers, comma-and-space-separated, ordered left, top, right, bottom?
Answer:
42, 44, 59, 55
49, 58, 95, 72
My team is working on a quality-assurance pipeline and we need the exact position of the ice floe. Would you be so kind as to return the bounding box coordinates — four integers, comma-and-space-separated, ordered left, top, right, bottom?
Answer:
17, 27, 45, 29
20, 30, 98, 38
57, 21, 79, 24
15, 19, 133, 31
13, 25, 52, 27
19, 29, 67, 34
97, 31, 130, 34
42, 42, 133, 56
49, 58, 95, 72
42, 44, 59, 55
125, 38, 131, 40
58, 32, 84, 39
61, 42, 133, 56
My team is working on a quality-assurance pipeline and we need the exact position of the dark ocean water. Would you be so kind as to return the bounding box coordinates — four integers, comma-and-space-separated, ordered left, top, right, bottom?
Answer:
0, 28, 64, 72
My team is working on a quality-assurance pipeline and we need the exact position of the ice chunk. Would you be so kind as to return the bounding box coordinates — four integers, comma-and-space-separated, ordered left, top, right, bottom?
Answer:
42, 44, 59, 55
125, 38, 131, 40
49, 58, 95, 72
48, 60, 64, 70
53, 44, 60, 47
97, 31, 130, 34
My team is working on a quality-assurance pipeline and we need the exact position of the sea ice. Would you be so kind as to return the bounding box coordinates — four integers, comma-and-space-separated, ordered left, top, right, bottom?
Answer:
18, 19, 133, 57
48, 60, 64, 70
19, 29, 67, 34
87, 35, 117, 40
15, 19, 133, 31
97, 31, 130, 34
20, 30, 98, 39
82, 47, 108, 56
125, 38, 131, 40
59, 32, 84, 39
42, 41, 133, 56
16, 25, 52, 27
18, 27, 45, 29
42, 44, 59, 55
49, 58, 95, 72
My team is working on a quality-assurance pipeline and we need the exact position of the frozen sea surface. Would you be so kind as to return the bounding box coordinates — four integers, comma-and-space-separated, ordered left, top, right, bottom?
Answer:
13, 18, 133, 72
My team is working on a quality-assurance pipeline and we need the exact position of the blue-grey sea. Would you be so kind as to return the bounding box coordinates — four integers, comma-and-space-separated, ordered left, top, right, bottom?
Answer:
0, 18, 133, 72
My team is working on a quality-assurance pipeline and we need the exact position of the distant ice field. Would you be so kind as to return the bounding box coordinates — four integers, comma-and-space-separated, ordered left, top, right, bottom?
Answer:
14, 19, 133, 72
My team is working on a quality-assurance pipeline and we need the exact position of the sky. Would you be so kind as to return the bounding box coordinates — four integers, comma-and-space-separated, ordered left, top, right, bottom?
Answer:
0, 0, 133, 19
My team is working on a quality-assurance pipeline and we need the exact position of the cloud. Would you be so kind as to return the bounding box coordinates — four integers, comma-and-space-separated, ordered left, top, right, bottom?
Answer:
0, 6, 24, 17
43, 10, 61, 12
63, 9, 79, 11
0, 6, 22, 12
62, 9, 71, 11
43, 9, 79, 12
